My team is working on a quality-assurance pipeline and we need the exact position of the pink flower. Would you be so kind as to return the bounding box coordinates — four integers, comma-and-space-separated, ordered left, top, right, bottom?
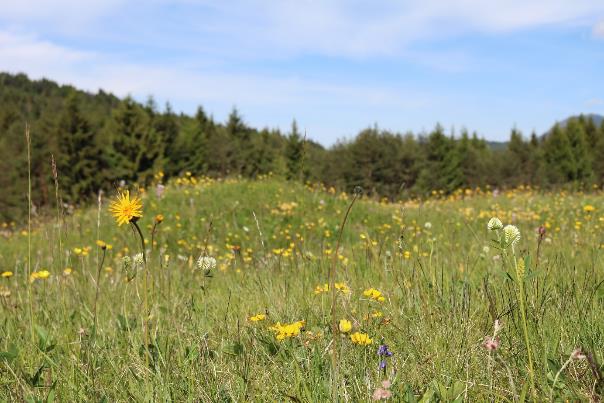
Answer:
571, 348, 586, 360
483, 336, 500, 351
372, 388, 392, 400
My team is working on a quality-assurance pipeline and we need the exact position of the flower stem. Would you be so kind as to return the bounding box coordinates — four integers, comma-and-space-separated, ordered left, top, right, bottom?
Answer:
329, 190, 360, 401
512, 248, 536, 399
92, 248, 107, 338
132, 220, 150, 367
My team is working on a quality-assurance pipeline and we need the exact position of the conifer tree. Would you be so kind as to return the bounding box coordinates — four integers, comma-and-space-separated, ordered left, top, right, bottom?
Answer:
543, 124, 576, 183
566, 119, 592, 182
285, 120, 304, 180
56, 94, 105, 201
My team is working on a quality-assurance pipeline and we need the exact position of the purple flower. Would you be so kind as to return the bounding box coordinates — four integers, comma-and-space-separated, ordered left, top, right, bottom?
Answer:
377, 344, 393, 373
377, 344, 393, 357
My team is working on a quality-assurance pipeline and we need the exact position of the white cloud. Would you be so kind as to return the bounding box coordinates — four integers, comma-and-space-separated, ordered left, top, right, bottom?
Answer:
160, 0, 604, 58
0, 29, 435, 143
3, 0, 604, 58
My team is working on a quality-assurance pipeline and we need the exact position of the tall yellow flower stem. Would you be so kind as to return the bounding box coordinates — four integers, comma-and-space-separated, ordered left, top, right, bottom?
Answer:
329, 189, 360, 401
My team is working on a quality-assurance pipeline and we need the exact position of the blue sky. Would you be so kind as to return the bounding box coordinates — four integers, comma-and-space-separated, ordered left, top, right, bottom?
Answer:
1, 0, 603, 145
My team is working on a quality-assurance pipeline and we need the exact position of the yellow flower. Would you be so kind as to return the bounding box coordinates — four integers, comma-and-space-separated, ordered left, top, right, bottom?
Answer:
314, 283, 329, 294
249, 313, 266, 322
314, 282, 351, 295
1, 271, 13, 278
363, 288, 386, 302
269, 320, 305, 341
583, 205, 596, 213
339, 319, 352, 333
109, 191, 143, 226
350, 332, 373, 345
96, 240, 107, 249
155, 214, 164, 223
63, 268, 73, 276
30, 270, 51, 282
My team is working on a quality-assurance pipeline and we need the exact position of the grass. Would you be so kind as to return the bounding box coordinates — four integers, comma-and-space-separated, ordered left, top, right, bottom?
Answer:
0, 176, 603, 401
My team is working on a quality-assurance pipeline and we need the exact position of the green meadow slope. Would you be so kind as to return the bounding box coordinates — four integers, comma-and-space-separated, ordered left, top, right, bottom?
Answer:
0, 178, 603, 401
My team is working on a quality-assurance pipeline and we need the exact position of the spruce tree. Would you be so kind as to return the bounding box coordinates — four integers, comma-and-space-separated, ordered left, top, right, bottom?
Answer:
285, 120, 304, 180
56, 94, 105, 201
566, 119, 592, 182
543, 124, 576, 183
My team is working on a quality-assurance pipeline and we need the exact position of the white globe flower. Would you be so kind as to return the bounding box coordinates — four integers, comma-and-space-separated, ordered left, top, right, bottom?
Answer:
487, 217, 503, 231
197, 256, 217, 271
133, 253, 144, 266
503, 225, 521, 246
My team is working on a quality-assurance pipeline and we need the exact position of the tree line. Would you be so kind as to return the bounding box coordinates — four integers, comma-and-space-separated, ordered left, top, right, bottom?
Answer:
1, 72, 603, 220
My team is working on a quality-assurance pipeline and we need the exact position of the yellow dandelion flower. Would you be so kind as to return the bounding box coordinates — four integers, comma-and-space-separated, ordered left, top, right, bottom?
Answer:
109, 191, 143, 226
63, 268, 73, 276
583, 205, 596, 213
363, 288, 386, 302
1, 271, 13, 278
350, 332, 373, 345
155, 214, 164, 223
339, 319, 352, 333
30, 270, 51, 283
249, 313, 266, 322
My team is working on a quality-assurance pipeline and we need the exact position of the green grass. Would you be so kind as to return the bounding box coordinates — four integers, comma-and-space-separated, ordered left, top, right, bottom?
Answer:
0, 178, 603, 401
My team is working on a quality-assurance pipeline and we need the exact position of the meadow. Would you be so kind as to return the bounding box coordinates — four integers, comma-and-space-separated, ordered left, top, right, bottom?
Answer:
0, 175, 603, 401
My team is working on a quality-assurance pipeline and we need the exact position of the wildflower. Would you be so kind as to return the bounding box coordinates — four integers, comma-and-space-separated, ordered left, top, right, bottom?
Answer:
350, 332, 373, 345
339, 319, 352, 333
570, 348, 586, 360
30, 270, 51, 283
487, 217, 503, 231
1, 271, 13, 278
197, 256, 217, 271
63, 268, 73, 276
314, 282, 351, 295
372, 381, 392, 400
424, 222, 432, 229
363, 288, 386, 302
503, 225, 521, 246
516, 257, 526, 280
482, 336, 500, 351
270, 320, 305, 341
133, 253, 144, 266
96, 240, 107, 250
155, 183, 165, 199
249, 313, 266, 322
155, 214, 164, 223
109, 191, 143, 226
377, 343, 393, 371
583, 205, 595, 213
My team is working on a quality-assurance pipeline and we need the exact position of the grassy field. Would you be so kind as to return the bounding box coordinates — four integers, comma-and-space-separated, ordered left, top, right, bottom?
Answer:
1, 176, 603, 401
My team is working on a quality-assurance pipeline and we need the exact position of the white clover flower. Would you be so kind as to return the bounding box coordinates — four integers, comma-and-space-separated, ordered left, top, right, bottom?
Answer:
133, 253, 144, 266
483, 246, 490, 254
197, 256, 217, 271
503, 225, 521, 246
487, 217, 503, 231
424, 222, 432, 229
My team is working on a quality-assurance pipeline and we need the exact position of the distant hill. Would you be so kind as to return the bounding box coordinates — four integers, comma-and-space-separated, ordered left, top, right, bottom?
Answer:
486, 141, 508, 151
543, 113, 604, 137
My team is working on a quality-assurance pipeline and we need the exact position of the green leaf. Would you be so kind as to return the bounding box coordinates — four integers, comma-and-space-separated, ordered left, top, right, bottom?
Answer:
0, 343, 18, 362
